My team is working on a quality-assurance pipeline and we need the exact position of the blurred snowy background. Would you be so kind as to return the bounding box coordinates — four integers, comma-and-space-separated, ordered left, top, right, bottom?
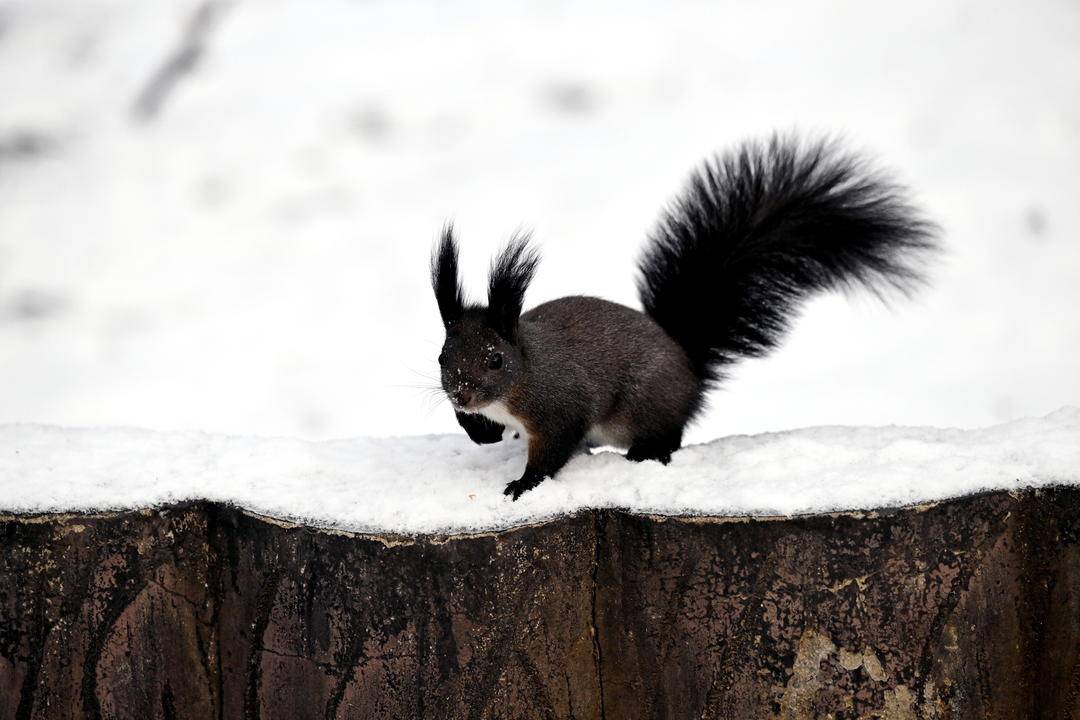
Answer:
0, 0, 1077, 444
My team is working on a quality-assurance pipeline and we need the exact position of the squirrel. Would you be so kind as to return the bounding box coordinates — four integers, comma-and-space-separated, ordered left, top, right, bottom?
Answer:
431, 134, 938, 500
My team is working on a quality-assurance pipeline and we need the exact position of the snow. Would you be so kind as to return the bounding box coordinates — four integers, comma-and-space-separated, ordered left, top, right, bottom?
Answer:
0, 1, 1078, 444
2, 408, 1077, 535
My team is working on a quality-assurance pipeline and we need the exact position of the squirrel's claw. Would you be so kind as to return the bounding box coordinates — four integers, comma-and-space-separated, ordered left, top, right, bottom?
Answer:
503, 471, 543, 501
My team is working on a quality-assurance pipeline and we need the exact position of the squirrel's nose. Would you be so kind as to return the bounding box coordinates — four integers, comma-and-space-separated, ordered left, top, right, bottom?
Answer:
452, 389, 473, 407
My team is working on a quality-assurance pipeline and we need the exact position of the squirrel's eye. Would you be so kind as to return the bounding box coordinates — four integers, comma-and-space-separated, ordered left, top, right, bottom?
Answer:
438, 351, 447, 366
487, 352, 503, 370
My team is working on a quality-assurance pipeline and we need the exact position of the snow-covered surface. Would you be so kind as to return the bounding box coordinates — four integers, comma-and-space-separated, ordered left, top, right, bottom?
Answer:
0, 1, 1078, 444
2, 408, 1077, 535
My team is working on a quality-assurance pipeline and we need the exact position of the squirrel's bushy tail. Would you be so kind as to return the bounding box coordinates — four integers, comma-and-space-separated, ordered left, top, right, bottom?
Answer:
637, 134, 939, 386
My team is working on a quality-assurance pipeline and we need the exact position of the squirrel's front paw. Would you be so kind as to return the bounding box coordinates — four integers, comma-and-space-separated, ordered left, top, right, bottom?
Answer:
468, 428, 503, 445
502, 480, 527, 501
456, 412, 505, 445
503, 474, 542, 501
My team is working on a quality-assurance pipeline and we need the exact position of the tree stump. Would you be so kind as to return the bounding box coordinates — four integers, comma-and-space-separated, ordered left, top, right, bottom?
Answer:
2, 487, 1078, 719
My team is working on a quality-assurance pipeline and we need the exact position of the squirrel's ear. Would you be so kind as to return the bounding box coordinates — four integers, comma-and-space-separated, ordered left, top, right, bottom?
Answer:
431, 223, 464, 326
487, 231, 540, 343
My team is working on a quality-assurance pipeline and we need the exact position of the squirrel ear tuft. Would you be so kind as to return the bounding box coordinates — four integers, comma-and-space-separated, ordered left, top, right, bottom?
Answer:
431, 222, 465, 326
487, 231, 540, 343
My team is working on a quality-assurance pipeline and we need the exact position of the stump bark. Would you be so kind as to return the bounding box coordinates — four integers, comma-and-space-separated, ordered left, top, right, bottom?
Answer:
1, 487, 1078, 719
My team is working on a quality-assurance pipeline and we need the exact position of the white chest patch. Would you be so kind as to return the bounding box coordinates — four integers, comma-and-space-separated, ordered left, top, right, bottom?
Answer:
478, 400, 529, 440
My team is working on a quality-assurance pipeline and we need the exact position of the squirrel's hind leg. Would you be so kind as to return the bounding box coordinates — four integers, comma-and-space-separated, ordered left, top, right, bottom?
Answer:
620, 364, 696, 465
625, 431, 683, 465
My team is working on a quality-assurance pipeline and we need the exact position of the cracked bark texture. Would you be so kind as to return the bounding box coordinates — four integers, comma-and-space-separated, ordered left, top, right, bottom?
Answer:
1, 487, 1078, 719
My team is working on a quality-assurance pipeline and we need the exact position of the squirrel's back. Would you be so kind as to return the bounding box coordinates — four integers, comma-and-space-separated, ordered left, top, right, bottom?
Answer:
512, 296, 699, 446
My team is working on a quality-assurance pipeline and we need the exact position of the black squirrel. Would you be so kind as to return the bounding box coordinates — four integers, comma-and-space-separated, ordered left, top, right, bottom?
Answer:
431, 135, 938, 500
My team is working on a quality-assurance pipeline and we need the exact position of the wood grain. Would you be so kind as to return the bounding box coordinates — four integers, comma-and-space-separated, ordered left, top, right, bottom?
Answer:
2, 488, 1077, 719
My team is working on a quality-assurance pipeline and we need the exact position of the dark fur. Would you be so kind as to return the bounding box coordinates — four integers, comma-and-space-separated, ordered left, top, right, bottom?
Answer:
639, 134, 939, 390
487, 232, 540, 343
454, 411, 505, 444
431, 223, 465, 326
432, 134, 939, 500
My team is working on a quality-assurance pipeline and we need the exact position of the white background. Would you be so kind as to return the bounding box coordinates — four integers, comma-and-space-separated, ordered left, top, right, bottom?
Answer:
1, 0, 1077, 444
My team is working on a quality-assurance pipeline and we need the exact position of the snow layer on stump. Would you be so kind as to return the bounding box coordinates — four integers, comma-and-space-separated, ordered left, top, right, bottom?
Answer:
0, 407, 1077, 535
